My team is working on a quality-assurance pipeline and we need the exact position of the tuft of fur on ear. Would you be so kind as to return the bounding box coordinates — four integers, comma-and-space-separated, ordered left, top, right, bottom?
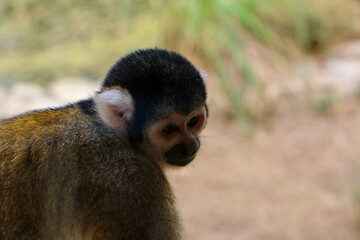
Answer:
94, 88, 134, 132
198, 69, 208, 83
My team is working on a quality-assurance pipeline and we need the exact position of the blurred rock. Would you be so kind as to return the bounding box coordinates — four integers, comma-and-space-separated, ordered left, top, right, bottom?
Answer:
0, 78, 100, 119
0, 87, 7, 118
2, 83, 59, 118
326, 40, 360, 59
318, 59, 360, 97
48, 77, 99, 104
295, 40, 360, 98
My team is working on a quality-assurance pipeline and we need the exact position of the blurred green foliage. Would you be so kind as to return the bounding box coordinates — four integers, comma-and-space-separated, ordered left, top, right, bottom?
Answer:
0, 0, 359, 130
313, 95, 335, 113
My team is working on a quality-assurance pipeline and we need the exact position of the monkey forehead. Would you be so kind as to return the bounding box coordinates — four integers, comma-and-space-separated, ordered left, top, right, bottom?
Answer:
152, 104, 207, 123
171, 106, 206, 118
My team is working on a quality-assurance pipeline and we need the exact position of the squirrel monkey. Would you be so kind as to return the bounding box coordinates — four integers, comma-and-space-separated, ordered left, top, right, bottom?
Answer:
0, 49, 208, 240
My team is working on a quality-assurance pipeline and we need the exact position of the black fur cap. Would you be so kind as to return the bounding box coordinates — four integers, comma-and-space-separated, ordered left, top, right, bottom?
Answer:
102, 48, 207, 141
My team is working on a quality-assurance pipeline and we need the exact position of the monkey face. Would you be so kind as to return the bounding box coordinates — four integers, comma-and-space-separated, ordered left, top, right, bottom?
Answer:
147, 106, 207, 167
95, 49, 208, 168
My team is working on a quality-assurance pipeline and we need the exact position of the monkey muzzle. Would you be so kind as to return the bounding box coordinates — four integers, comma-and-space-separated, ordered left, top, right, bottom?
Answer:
164, 139, 200, 166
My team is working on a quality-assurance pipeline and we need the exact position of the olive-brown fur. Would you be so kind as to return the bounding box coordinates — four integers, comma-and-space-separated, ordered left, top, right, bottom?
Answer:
0, 100, 181, 240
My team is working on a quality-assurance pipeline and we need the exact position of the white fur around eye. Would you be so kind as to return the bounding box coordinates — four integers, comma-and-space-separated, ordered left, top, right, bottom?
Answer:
94, 88, 134, 131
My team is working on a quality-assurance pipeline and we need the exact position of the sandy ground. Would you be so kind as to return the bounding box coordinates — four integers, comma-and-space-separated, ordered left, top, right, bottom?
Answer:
169, 100, 360, 240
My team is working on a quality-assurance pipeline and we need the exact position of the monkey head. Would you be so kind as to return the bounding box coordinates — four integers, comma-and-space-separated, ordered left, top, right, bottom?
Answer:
95, 49, 207, 167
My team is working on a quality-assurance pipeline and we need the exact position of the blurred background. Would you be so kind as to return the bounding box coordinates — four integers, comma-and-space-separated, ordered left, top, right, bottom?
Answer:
1, 0, 360, 239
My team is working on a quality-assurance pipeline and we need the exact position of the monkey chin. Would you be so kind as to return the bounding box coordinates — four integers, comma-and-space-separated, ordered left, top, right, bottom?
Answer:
165, 155, 196, 167
153, 152, 197, 171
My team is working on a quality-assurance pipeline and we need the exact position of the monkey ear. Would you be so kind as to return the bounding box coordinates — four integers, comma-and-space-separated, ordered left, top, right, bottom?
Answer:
94, 88, 134, 132
199, 69, 207, 83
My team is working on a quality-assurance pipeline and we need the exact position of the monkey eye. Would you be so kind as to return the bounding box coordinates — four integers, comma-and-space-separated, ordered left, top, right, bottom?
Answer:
163, 124, 179, 135
188, 116, 199, 127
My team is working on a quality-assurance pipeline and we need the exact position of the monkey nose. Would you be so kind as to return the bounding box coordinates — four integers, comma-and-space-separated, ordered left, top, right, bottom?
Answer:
184, 139, 200, 158
164, 138, 200, 166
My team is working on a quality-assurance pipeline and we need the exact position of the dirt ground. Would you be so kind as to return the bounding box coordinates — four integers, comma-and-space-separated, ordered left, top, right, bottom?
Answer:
168, 99, 360, 240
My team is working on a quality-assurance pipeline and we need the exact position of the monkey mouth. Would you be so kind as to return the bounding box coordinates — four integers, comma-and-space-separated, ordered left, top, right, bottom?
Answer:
165, 155, 196, 167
